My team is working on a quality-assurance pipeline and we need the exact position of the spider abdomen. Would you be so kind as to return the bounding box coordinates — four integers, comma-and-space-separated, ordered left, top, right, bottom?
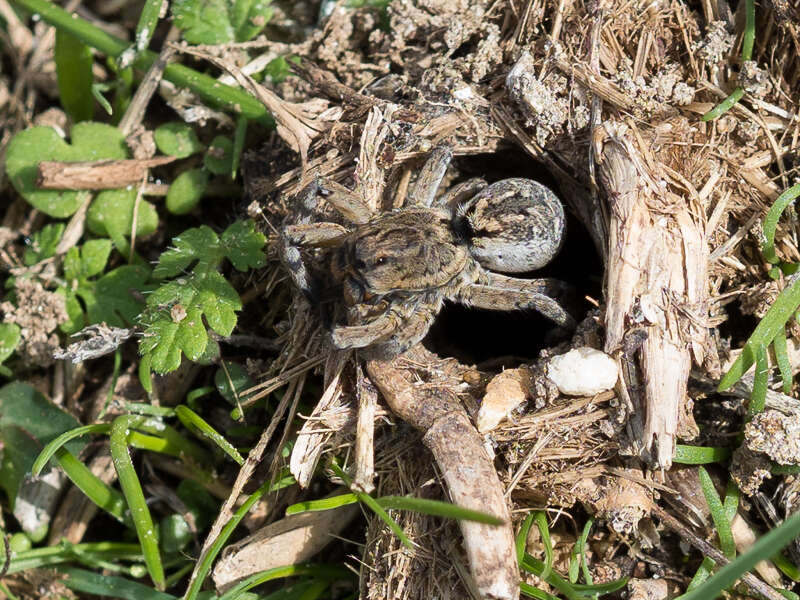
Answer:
459, 178, 565, 273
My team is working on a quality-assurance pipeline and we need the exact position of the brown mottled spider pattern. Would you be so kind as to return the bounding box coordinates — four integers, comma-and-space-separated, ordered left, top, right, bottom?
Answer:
280, 148, 574, 359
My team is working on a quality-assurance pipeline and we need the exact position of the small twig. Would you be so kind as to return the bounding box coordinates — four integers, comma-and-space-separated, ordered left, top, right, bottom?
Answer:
652, 505, 785, 600
37, 157, 175, 190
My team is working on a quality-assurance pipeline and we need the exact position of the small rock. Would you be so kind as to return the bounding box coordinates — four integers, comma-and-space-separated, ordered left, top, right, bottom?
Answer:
476, 368, 531, 432
547, 347, 618, 396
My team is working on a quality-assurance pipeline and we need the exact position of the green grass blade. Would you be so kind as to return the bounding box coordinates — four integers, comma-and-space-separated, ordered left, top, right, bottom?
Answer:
286, 493, 359, 515
516, 512, 535, 565
54, 29, 94, 122
576, 519, 594, 586
520, 582, 559, 600
376, 495, 505, 525
534, 511, 554, 581
360, 491, 413, 549
182, 471, 296, 600
521, 554, 582, 600
58, 566, 176, 600
175, 405, 244, 465
131, 0, 163, 56
749, 344, 768, 417
719, 274, 800, 390
7, 542, 143, 574
217, 564, 352, 600
698, 467, 736, 560
55, 448, 130, 525
136, 420, 213, 464
722, 480, 740, 524
773, 327, 794, 394
763, 184, 800, 265
9, 0, 273, 125
679, 509, 800, 600
32, 423, 111, 475
674, 445, 731, 464
701, 87, 744, 122
742, 0, 755, 61
110, 415, 165, 590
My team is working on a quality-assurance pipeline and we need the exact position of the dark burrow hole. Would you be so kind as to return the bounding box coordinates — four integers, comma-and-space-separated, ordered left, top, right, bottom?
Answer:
423, 149, 603, 366
717, 297, 760, 350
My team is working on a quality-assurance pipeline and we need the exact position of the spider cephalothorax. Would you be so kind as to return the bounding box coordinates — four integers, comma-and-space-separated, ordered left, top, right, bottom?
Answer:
280, 148, 573, 358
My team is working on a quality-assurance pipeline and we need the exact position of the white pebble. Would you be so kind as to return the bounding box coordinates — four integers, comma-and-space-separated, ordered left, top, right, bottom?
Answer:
547, 347, 618, 396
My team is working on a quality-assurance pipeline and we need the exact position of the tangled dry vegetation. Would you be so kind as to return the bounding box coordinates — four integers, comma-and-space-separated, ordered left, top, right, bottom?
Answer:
237, 0, 800, 597
3, 0, 800, 598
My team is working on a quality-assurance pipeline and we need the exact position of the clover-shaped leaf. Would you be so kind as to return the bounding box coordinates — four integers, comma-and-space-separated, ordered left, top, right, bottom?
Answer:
58, 241, 150, 334
220, 220, 268, 271
0, 323, 21, 378
172, 0, 272, 45
86, 189, 159, 239
166, 168, 208, 215
139, 272, 240, 373
6, 123, 127, 218
23, 223, 65, 266
154, 122, 204, 158
203, 136, 234, 175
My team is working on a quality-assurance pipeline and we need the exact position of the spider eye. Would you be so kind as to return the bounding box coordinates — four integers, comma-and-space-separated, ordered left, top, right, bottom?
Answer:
374, 256, 387, 266
354, 259, 367, 270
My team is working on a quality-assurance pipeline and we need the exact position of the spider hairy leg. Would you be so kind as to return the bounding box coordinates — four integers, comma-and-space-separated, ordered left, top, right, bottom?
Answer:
457, 279, 576, 329
318, 178, 372, 224
283, 222, 349, 247
438, 177, 488, 209
408, 146, 453, 207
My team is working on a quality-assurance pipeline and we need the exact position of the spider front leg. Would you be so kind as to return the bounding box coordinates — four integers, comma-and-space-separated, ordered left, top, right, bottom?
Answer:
408, 146, 452, 207
457, 272, 576, 329
331, 298, 441, 358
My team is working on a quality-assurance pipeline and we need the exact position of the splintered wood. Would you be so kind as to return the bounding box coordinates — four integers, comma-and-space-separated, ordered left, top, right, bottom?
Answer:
595, 121, 708, 469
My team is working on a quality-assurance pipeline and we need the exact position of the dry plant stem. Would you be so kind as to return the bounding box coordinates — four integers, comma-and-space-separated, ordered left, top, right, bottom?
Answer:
353, 363, 376, 493
365, 353, 519, 600
212, 493, 359, 592
37, 157, 175, 190
651, 505, 784, 600
596, 122, 707, 468
118, 45, 175, 136
186, 375, 300, 594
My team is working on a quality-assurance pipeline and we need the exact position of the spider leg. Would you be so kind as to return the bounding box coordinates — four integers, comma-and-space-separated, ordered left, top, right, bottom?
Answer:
408, 146, 452, 207
332, 300, 441, 358
318, 178, 373, 223
457, 273, 576, 329
283, 222, 349, 247
438, 177, 487, 209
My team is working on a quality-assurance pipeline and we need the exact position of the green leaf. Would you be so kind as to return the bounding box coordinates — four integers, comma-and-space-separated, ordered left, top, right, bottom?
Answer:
23, 223, 65, 266
673, 445, 732, 465
0, 382, 83, 509
55, 29, 94, 122
719, 275, 800, 390
154, 122, 204, 158
80, 239, 113, 278
203, 135, 234, 175
154, 225, 221, 278
172, 0, 235, 44
215, 361, 255, 404
0, 323, 21, 374
231, 0, 273, 42
221, 220, 267, 271
87, 188, 159, 239
698, 466, 736, 560
166, 168, 208, 215
58, 566, 176, 600
171, 0, 272, 44
86, 265, 151, 327
5, 123, 128, 218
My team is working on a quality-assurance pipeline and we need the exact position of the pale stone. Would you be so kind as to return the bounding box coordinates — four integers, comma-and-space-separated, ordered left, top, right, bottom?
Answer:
547, 347, 618, 396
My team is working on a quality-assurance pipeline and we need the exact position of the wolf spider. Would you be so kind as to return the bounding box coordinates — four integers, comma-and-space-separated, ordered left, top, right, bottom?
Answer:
280, 148, 574, 358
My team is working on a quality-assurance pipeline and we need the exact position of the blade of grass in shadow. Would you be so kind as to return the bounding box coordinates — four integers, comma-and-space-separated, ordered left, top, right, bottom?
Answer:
749, 344, 768, 417
32, 423, 111, 475
678, 509, 800, 600
58, 566, 176, 600
534, 512, 554, 581
681, 556, 715, 596
175, 405, 244, 465
7, 542, 143, 574
516, 512, 535, 565
773, 327, 793, 394
54, 448, 130, 525
216, 564, 352, 600
698, 466, 736, 559
110, 415, 165, 590
520, 582, 559, 600
701, 0, 755, 121
9, 0, 273, 125
762, 183, 800, 265
182, 470, 296, 600
718, 274, 800, 391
